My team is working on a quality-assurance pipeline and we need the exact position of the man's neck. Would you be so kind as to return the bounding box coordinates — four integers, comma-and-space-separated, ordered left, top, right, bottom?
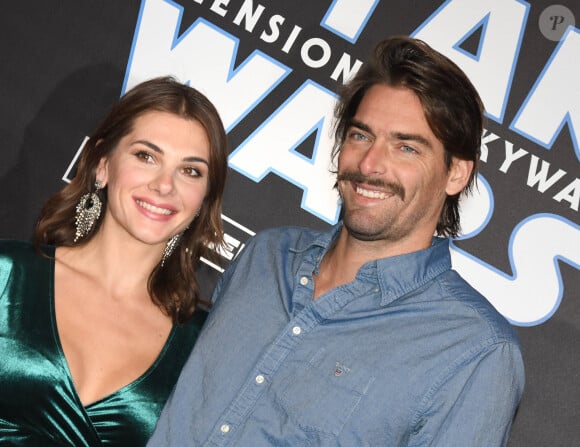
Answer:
313, 227, 432, 299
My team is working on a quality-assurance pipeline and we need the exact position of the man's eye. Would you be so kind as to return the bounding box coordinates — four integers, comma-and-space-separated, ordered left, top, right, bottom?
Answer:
401, 145, 417, 153
349, 131, 368, 141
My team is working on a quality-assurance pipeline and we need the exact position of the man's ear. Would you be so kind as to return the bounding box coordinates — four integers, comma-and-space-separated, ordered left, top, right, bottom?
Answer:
446, 158, 473, 196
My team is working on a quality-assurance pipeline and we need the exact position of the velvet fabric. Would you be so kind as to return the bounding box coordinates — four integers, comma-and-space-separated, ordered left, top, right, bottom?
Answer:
0, 240, 206, 446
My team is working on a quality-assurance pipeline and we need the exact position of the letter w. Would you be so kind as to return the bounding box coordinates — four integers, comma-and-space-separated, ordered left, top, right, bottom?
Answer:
123, 0, 290, 130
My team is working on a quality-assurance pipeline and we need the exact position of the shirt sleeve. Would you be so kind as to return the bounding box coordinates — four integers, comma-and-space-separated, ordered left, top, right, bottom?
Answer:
210, 233, 259, 305
408, 339, 525, 447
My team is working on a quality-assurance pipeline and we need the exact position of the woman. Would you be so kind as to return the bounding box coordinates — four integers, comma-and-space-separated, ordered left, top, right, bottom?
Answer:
0, 76, 228, 446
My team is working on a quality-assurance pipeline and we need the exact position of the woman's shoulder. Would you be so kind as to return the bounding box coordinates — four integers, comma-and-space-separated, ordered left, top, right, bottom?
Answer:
0, 239, 34, 262
166, 310, 208, 356
0, 239, 32, 252
175, 309, 208, 339
0, 239, 53, 262
0, 240, 54, 284
0, 241, 34, 297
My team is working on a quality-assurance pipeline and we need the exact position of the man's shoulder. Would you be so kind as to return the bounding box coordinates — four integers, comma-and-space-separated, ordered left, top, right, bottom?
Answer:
248, 225, 331, 251
440, 270, 520, 344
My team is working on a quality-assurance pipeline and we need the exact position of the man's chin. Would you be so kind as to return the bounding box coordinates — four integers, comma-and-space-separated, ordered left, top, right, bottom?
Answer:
343, 220, 386, 242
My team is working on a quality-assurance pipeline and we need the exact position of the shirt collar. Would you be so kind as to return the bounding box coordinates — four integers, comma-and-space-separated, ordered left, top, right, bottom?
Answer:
372, 237, 451, 306
288, 222, 342, 254
290, 223, 452, 307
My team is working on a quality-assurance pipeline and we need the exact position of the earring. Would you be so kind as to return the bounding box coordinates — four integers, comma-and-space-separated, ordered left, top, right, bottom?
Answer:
74, 181, 103, 242
161, 233, 182, 266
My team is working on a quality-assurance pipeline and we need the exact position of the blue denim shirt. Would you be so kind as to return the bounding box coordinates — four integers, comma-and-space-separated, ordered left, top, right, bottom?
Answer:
149, 224, 524, 446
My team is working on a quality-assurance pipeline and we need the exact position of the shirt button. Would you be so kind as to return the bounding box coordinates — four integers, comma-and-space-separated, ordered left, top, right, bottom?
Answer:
255, 374, 265, 384
299, 276, 309, 285
292, 326, 302, 335
220, 424, 230, 433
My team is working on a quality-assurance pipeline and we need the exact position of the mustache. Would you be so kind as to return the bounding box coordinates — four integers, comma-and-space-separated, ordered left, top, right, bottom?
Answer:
337, 171, 405, 200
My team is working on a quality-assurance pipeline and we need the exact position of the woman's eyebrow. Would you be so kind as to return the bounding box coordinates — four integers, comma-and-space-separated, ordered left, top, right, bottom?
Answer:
132, 139, 209, 165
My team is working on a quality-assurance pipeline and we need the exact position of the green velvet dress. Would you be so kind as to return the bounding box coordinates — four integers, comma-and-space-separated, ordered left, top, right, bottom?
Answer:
0, 240, 206, 446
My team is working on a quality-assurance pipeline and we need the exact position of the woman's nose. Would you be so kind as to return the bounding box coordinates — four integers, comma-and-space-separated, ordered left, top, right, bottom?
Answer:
148, 170, 175, 195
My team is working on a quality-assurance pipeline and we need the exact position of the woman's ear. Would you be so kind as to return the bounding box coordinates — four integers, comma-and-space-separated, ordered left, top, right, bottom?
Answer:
445, 157, 474, 196
94, 139, 109, 186
95, 156, 108, 187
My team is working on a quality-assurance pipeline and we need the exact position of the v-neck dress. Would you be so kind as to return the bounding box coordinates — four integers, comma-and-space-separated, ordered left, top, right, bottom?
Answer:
0, 240, 207, 446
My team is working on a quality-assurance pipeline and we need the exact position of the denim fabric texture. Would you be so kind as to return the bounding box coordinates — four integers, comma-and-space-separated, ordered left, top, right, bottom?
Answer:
149, 224, 524, 447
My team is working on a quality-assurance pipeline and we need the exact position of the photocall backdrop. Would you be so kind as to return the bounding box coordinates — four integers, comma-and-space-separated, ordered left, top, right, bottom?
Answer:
1, 1, 578, 445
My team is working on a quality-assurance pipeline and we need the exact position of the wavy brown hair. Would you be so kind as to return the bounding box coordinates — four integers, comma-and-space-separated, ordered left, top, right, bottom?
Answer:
333, 36, 484, 238
34, 76, 228, 323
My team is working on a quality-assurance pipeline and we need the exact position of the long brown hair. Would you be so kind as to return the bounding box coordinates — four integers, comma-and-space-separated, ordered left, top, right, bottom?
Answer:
333, 36, 484, 238
34, 76, 228, 323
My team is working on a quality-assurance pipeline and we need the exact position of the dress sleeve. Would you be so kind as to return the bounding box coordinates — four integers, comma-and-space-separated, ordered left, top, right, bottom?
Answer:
0, 242, 16, 299
408, 339, 525, 447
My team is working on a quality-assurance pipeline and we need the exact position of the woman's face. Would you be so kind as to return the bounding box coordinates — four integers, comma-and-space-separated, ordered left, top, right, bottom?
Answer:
96, 110, 210, 249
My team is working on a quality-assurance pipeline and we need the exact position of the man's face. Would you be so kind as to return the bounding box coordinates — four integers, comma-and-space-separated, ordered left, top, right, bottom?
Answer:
337, 83, 471, 253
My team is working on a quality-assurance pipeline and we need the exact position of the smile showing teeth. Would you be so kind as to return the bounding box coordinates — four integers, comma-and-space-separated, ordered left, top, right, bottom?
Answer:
355, 185, 387, 199
136, 199, 173, 215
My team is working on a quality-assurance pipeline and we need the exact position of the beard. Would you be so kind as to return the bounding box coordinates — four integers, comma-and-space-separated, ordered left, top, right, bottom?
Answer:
337, 170, 407, 242
342, 207, 405, 242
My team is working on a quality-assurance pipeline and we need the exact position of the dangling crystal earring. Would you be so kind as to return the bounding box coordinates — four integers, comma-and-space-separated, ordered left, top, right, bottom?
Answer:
74, 181, 103, 242
161, 233, 182, 266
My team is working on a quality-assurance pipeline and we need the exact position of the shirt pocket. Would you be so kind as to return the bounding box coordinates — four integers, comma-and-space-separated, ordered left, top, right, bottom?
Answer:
272, 346, 375, 437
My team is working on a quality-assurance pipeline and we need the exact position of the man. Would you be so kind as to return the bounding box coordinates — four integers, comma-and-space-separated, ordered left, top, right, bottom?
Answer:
149, 36, 524, 446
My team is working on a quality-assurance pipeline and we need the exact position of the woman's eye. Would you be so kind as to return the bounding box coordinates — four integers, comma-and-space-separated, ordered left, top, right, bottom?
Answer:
182, 166, 201, 178
135, 151, 154, 162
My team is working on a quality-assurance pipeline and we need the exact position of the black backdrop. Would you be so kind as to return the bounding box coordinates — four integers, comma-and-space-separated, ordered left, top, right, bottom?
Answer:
1, 1, 578, 445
